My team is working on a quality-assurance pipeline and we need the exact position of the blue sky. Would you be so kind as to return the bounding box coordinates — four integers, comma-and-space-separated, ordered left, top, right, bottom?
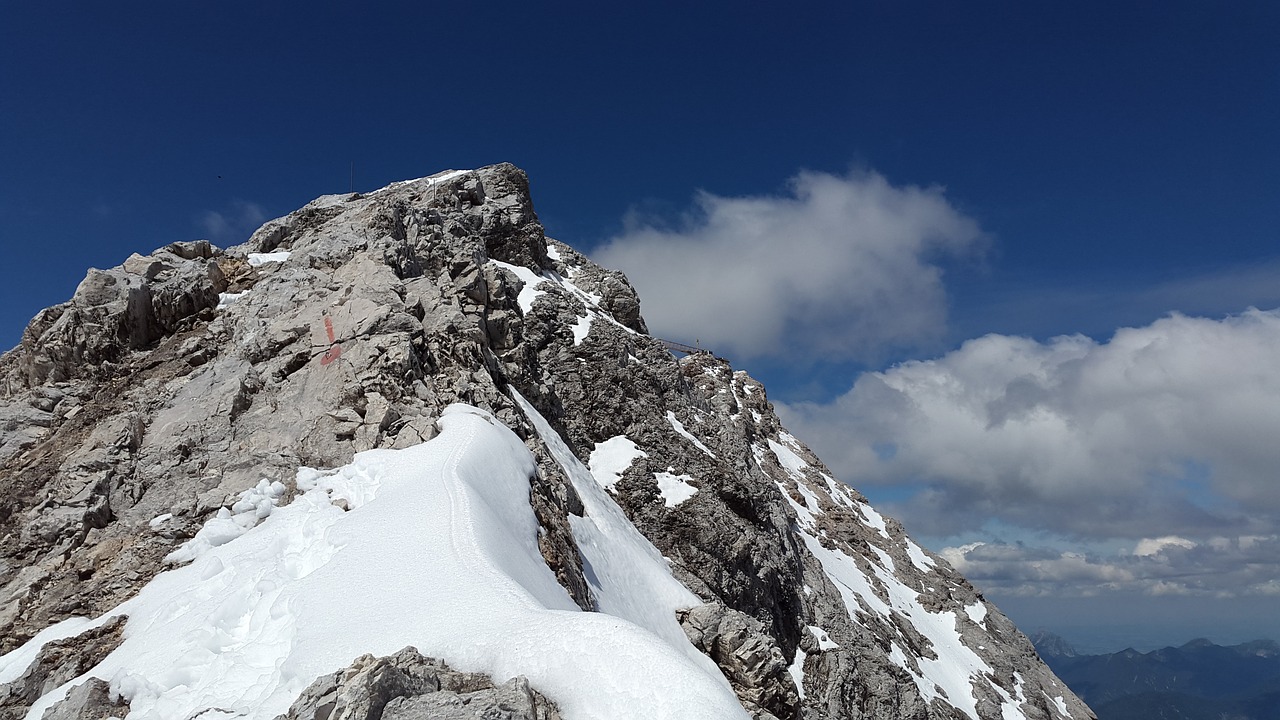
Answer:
3, 2, 1279, 652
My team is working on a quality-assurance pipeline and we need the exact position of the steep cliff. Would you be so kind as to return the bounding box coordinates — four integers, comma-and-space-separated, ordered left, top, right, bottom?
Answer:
0, 164, 1092, 720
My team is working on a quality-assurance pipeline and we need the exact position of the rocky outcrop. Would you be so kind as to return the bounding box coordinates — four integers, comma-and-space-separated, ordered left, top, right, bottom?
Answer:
11, 240, 225, 390
0, 164, 1092, 720
680, 604, 801, 720
34, 678, 129, 720
278, 647, 560, 720
0, 617, 126, 720
0, 166, 560, 653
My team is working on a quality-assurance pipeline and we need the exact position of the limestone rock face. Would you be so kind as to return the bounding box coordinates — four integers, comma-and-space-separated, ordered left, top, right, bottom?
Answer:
680, 603, 801, 720
32, 677, 129, 720
0, 164, 1093, 720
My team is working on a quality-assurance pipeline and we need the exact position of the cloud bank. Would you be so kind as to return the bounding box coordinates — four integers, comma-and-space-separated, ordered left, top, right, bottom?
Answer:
595, 167, 1280, 609
592, 170, 984, 362
778, 308, 1280, 543
941, 534, 1280, 600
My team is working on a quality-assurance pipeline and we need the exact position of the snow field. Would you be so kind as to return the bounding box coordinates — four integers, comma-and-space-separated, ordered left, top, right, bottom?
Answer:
510, 390, 749, 717
5, 404, 748, 720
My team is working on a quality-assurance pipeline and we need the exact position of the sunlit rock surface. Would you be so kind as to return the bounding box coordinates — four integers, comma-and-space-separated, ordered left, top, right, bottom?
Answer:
0, 164, 1092, 720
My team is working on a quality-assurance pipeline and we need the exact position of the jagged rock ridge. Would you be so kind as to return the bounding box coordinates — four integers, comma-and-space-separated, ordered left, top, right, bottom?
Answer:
0, 164, 1092, 720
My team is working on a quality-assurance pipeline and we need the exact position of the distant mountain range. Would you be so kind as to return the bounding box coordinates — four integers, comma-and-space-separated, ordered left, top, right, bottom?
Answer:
1031, 631, 1280, 720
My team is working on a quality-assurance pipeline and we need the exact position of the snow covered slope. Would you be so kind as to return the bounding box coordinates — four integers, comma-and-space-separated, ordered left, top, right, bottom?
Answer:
3, 404, 746, 719
0, 164, 1093, 720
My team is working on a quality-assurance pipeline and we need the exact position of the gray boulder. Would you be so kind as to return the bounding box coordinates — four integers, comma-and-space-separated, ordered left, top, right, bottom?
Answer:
277, 647, 560, 720
36, 678, 128, 720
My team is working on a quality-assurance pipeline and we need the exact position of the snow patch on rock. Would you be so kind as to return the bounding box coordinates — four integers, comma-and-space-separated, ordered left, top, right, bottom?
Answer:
768, 439, 809, 479
490, 260, 548, 313
667, 411, 715, 458
808, 626, 839, 651
654, 471, 699, 507
571, 313, 593, 344
796, 523, 991, 720
907, 539, 936, 571
217, 291, 247, 309
788, 647, 807, 700
588, 436, 647, 492
164, 478, 287, 564
857, 502, 892, 540
246, 251, 291, 266
510, 390, 744, 710
965, 602, 987, 625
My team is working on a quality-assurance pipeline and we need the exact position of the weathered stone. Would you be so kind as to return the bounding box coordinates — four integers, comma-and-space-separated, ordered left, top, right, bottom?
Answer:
122, 252, 170, 280
679, 603, 801, 720
381, 675, 555, 720
277, 647, 560, 720
35, 677, 129, 720
390, 417, 438, 449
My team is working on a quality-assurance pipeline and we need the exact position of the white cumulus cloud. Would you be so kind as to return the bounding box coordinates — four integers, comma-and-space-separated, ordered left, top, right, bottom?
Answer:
1133, 536, 1197, 557
592, 169, 984, 362
778, 308, 1280, 540
200, 200, 267, 245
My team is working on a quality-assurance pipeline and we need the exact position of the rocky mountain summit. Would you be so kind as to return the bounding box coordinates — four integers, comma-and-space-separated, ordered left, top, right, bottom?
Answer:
0, 164, 1092, 720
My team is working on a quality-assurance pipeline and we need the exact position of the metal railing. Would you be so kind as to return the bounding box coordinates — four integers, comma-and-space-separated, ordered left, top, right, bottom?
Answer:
657, 338, 707, 355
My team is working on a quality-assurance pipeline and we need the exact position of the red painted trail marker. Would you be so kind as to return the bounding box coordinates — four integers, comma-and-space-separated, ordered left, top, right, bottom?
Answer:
321, 316, 342, 366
